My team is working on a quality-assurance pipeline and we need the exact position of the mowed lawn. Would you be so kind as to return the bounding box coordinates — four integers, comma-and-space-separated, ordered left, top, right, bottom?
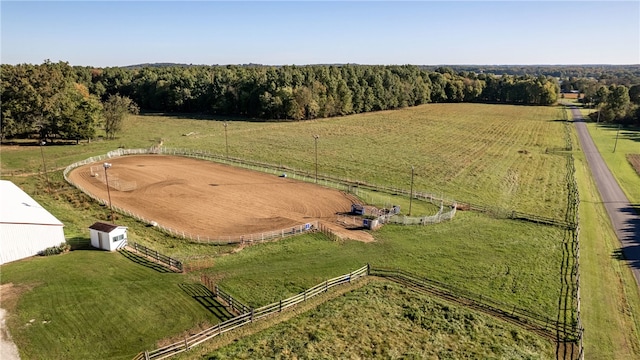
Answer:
207, 211, 563, 319
585, 122, 640, 207
1, 103, 568, 219
0, 103, 571, 358
0, 250, 231, 360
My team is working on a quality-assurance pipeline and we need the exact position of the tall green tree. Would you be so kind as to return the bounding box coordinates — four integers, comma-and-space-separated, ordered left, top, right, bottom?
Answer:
605, 85, 631, 121
103, 94, 139, 139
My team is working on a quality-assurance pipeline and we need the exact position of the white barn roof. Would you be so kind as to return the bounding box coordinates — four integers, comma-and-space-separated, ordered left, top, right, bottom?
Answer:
0, 180, 63, 226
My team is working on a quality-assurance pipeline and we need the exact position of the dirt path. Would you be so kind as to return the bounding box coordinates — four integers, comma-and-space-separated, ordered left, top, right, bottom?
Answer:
0, 308, 20, 360
571, 107, 640, 287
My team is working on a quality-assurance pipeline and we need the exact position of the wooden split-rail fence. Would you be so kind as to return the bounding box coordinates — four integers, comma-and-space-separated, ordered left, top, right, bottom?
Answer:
132, 265, 369, 360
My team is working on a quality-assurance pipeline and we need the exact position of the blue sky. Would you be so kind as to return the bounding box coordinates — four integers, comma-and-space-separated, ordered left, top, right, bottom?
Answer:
1, 1, 638, 66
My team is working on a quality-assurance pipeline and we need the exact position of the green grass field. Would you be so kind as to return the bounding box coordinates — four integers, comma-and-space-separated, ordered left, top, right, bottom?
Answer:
573, 137, 640, 359
199, 281, 555, 359
0, 103, 574, 358
584, 122, 640, 208
2, 103, 568, 218
207, 213, 562, 318
0, 250, 231, 360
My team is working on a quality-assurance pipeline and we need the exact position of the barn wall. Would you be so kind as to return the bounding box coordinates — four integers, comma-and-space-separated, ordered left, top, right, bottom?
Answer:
0, 224, 65, 264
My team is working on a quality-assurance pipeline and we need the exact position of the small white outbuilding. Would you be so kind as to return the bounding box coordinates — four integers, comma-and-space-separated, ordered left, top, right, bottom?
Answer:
0, 180, 65, 265
88, 222, 128, 251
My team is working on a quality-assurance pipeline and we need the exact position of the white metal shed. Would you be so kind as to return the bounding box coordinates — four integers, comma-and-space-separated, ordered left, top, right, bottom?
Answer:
0, 180, 65, 265
88, 222, 128, 251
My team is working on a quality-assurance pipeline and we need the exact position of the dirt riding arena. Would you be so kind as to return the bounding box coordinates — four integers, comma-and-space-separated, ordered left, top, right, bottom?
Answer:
69, 155, 373, 242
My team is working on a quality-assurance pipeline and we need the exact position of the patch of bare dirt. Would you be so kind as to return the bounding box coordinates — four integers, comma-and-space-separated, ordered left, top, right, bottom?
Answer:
626, 154, 640, 176
1, 283, 30, 360
69, 155, 374, 242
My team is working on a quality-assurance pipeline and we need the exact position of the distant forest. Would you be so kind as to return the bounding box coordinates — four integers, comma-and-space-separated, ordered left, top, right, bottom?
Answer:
2, 62, 639, 141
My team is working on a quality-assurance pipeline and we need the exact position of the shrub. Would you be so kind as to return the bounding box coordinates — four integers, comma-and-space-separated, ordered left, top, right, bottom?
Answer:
39, 242, 71, 256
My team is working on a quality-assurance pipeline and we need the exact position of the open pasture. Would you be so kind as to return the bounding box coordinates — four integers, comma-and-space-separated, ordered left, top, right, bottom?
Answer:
3, 103, 569, 219
192, 281, 554, 360
68, 155, 372, 241
0, 103, 574, 358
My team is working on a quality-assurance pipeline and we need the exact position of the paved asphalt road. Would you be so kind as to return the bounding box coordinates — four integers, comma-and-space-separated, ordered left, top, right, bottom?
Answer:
571, 107, 640, 288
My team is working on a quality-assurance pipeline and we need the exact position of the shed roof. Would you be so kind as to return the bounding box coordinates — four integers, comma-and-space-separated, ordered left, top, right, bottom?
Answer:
88, 222, 126, 233
0, 180, 63, 226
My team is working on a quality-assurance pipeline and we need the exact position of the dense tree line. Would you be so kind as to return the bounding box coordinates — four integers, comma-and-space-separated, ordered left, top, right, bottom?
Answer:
424, 65, 640, 86
82, 64, 559, 117
2, 62, 563, 140
1, 61, 103, 142
586, 83, 640, 125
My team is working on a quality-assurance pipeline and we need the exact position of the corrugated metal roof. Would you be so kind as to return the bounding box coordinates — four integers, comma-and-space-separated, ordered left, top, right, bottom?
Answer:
0, 180, 64, 226
88, 222, 124, 233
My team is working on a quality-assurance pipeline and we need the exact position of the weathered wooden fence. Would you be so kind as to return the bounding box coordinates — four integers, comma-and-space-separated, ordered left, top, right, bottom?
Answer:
201, 275, 251, 315
317, 223, 341, 241
127, 242, 183, 272
370, 267, 574, 341
132, 265, 369, 360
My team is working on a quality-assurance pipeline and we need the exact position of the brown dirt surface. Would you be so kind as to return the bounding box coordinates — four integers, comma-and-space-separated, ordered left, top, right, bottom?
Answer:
626, 154, 640, 176
68, 155, 373, 242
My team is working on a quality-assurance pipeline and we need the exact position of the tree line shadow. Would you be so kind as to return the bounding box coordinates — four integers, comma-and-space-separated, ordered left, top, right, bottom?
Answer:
611, 205, 640, 271
594, 123, 640, 143
139, 111, 275, 123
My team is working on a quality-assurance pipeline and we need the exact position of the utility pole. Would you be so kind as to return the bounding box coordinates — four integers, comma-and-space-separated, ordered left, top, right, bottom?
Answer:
103, 163, 114, 222
409, 166, 414, 216
613, 124, 621, 153
39, 140, 51, 193
313, 135, 319, 183
223, 122, 229, 158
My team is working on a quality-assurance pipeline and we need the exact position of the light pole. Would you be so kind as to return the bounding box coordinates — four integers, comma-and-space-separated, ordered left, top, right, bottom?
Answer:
223, 122, 229, 158
39, 140, 51, 193
313, 135, 319, 183
103, 162, 114, 222
613, 124, 621, 153
409, 166, 415, 216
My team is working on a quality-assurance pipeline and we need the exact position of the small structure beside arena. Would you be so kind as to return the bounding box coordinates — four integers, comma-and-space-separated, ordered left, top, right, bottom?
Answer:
351, 204, 365, 215
89, 222, 128, 251
0, 180, 65, 264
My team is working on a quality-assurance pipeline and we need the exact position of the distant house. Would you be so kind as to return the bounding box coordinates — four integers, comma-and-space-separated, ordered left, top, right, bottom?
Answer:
89, 222, 128, 251
0, 180, 65, 264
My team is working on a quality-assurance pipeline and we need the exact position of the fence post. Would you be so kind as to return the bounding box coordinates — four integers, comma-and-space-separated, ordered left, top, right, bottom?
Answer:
184, 336, 188, 350
215, 285, 219, 298
251, 308, 254, 322
144, 351, 150, 360
367, 263, 370, 275
304, 289, 307, 301
325, 280, 328, 292
279, 299, 282, 312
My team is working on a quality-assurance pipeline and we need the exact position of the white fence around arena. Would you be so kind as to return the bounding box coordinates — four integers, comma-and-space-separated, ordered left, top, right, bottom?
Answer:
63, 147, 456, 245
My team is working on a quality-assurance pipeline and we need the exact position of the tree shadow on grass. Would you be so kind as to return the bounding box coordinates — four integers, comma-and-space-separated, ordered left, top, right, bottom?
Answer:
595, 124, 640, 143
179, 283, 234, 320
119, 249, 175, 273
611, 205, 640, 271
